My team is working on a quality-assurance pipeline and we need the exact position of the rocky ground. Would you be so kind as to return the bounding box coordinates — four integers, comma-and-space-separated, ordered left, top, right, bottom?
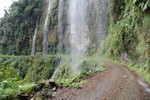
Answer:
53, 62, 150, 100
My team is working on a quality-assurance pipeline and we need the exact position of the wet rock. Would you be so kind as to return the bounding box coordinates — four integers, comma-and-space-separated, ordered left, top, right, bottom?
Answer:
18, 92, 30, 100
52, 87, 57, 92
31, 89, 53, 100
35, 83, 46, 91
59, 83, 64, 88
49, 79, 58, 89
52, 91, 57, 97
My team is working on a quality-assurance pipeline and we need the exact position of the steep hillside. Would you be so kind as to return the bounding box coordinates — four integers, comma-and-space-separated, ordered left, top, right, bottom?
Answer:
0, 0, 150, 99
100, 0, 150, 81
0, 0, 58, 55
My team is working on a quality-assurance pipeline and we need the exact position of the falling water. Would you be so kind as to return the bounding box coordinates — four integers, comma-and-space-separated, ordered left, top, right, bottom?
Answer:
31, 24, 38, 56
52, 0, 108, 76
87, 0, 108, 48
43, 0, 55, 54
51, 58, 62, 79
95, 0, 108, 43
69, 0, 89, 73
57, 0, 64, 53
137, 78, 150, 93
51, 0, 64, 79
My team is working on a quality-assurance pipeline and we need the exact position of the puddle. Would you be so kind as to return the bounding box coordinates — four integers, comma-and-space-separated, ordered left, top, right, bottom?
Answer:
137, 78, 150, 93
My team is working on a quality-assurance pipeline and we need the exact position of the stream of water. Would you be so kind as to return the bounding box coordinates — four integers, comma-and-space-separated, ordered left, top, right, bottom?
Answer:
52, 0, 108, 76
31, 24, 38, 56
43, 0, 55, 54
69, 0, 89, 73
137, 78, 150, 93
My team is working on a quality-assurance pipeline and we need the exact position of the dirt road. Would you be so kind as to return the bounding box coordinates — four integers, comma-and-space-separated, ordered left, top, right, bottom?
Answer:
54, 62, 150, 100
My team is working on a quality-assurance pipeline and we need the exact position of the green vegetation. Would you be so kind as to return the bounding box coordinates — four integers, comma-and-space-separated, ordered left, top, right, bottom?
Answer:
0, 54, 106, 98
0, 55, 58, 99
18, 83, 35, 93
0, 0, 149, 99
0, 0, 45, 55
100, 0, 150, 82
0, 0, 59, 55
53, 55, 107, 88
56, 63, 107, 88
127, 62, 150, 83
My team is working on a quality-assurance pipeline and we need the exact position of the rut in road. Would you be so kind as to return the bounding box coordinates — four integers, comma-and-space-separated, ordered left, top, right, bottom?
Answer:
54, 62, 150, 100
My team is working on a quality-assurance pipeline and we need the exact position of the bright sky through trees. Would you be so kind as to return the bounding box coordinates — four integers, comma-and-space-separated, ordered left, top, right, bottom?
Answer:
0, 0, 18, 18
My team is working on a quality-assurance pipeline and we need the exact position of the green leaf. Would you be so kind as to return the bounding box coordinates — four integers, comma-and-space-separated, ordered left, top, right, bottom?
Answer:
143, 2, 148, 11
133, 0, 137, 4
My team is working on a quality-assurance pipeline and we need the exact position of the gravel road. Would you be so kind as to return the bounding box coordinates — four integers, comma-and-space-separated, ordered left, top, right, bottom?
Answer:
54, 62, 150, 100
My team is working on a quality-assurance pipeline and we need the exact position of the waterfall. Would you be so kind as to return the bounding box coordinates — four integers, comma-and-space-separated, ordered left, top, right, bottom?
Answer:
69, 0, 89, 73
86, 0, 108, 48
52, 0, 108, 77
57, 0, 64, 53
51, 0, 64, 79
31, 24, 38, 56
51, 58, 62, 79
43, 0, 55, 54
94, 0, 108, 44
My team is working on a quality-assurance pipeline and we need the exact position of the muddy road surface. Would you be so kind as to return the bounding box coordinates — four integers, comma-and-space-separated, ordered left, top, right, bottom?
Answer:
54, 62, 150, 100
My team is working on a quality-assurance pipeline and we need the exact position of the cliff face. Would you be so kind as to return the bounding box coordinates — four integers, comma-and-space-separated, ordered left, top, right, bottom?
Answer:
0, 0, 150, 99
101, 0, 150, 72
0, 0, 109, 55
0, 0, 149, 71
0, 0, 45, 55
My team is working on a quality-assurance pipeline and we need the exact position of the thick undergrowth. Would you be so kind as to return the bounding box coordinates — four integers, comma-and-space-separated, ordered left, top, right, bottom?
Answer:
100, 0, 150, 82
0, 54, 58, 99
0, 0, 150, 99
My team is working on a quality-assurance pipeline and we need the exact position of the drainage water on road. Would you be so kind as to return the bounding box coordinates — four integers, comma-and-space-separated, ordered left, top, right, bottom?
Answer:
137, 78, 150, 93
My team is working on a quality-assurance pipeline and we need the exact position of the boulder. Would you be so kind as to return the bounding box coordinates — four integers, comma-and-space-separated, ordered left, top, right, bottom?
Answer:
35, 83, 46, 91
18, 92, 30, 100
48, 79, 58, 89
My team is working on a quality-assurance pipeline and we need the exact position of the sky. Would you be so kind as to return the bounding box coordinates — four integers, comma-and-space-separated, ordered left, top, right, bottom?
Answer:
0, 0, 18, 18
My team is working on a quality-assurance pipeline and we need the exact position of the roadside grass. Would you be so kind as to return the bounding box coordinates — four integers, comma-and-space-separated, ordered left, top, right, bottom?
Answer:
54, 55, 108, 88
0, 54, 108, 99
102, 58, 150, 84
0, 54, 58, 99
110, 59, 150, 84
128, 63, 150, 84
